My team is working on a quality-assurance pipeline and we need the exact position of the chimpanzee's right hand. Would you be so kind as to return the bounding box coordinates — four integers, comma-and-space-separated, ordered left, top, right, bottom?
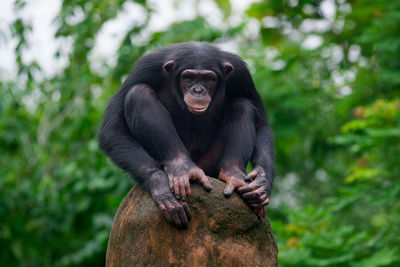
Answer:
150, 185, 191, 229
218, 165, 267, 218
163, 157, 212, 201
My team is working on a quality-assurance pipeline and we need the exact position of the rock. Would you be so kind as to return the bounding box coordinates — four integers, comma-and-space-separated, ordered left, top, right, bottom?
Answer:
106, 177, 278, 267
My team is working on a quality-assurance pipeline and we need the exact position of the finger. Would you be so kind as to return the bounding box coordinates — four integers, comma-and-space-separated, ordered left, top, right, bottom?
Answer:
254, 175, 267, 186
260, 197, 270, 206
159, 203, 173, 224
161, 208, 174, 224
236, 177, 247, 188
173, 178, 181, 200
176, 204, 188, 229
245, 169, 259, 181
192, 171, 212, 191
181, 201, 191, 221
258, 207, 266, 217
168, 205, 182, 229
252, 207, 266, 217
179, 179, 186, 201
184, 179, 192, 199
249, 195, 269, 207
238, 181, 259, 194
243, 190, 266, 201
169, 176, 174, 192
242, 189, 261, 200
223, 181, 235, 197
245, 198, 263, 204
237, 184, 251, 194
238, 182, 257, 194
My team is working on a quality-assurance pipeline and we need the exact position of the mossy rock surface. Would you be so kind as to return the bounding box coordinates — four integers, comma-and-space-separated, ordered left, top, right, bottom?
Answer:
106, 177, 278, 267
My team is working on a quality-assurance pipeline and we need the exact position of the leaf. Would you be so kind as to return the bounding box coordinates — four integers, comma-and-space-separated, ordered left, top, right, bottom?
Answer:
213, 0, 231, 18
355, 248, 399, 267
366, 128, 400, 138
341, 119, 374, 133
344, 168, 380, 183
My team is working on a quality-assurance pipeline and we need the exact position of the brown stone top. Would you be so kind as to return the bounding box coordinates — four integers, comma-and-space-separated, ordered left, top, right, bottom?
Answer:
106, 177, 278, 267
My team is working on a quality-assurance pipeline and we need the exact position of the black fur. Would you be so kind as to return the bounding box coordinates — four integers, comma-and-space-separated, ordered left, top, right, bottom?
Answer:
98, 41, 274, 194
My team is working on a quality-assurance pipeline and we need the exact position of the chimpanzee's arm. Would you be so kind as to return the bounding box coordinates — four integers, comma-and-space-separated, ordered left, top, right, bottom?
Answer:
237, 85, 275, 215
246, 90, 275, 192
98, 91, 193, 229
220, 51, 275, 216
238, 107, 275, 218
250, 120, 275, 186
122, 84, 211, 200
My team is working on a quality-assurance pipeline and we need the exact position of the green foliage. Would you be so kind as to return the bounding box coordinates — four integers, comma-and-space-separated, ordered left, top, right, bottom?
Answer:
1, 0, 399, 266
213, 0, 231, 18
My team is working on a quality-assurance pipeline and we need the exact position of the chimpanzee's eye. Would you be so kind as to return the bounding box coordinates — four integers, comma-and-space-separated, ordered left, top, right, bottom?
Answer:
182, 73, 196, 81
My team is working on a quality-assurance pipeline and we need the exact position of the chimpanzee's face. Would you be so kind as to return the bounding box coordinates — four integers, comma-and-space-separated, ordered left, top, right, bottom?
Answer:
179, 69, 217, 115
163, 58, 233, 115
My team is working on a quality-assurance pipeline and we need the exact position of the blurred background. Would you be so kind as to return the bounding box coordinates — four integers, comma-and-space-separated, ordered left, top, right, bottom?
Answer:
0, 0, 399, 266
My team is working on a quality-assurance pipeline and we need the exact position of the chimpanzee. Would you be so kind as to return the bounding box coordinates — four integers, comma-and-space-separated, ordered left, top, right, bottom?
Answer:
98, 42, 274, 229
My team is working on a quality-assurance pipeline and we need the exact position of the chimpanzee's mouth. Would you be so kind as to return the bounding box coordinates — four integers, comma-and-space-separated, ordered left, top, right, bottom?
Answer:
184, 94, 211, 115
188, 105, 209, 115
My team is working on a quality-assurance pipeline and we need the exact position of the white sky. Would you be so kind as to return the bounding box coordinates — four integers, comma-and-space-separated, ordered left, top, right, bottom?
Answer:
0, 0, 338, 81
0, 0, 256, 79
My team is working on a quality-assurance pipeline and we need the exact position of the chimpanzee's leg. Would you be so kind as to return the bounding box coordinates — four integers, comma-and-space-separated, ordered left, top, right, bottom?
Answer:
124, 84, 211, 200
197, 97, 269, 217
197, 98, 257, 193
218, 98, 257, 175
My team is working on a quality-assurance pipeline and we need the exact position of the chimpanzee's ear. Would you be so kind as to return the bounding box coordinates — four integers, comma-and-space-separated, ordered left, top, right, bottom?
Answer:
163, 60, 175, 73
223, 62, 234, 76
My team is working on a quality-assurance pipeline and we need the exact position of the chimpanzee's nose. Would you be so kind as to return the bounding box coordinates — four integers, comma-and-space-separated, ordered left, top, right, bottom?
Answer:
194, 86, 204, 93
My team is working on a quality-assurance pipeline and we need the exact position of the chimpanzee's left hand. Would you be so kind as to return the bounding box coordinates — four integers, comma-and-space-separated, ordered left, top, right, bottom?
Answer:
218, 166, 247, 197
238, 165, 272, 217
